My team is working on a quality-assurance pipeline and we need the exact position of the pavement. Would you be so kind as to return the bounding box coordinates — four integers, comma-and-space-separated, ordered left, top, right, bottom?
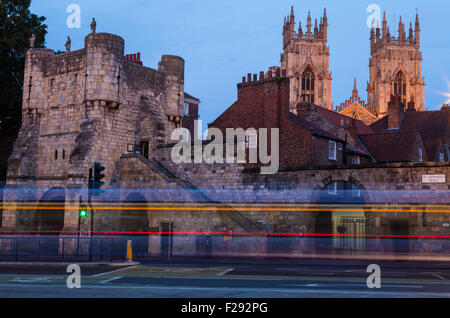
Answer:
0, 258, 449, 298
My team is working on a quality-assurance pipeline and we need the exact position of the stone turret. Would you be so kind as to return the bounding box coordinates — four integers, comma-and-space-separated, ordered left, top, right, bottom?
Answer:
368, 11, 425, 116
84, 33, 125, 109
280, 7, 332, 110
158, 55, 185, 126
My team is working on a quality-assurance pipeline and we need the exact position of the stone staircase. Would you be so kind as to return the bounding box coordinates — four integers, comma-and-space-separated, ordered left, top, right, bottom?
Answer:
135, 155, 263, 233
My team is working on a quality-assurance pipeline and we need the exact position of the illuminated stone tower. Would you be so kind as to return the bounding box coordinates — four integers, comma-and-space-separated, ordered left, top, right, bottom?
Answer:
281, 7, 332, 111
367, 12, 425, 117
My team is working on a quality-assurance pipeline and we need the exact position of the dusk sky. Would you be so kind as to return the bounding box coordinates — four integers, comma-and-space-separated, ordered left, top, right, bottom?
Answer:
32, 0, 450, 132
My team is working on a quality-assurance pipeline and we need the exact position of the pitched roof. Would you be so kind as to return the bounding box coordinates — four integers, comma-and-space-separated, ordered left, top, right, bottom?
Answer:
184, 92, 200, 103
370, 109, 450, 141
359, 130, 423, 162
288, 112, 345, 143
315, 106, 375, 135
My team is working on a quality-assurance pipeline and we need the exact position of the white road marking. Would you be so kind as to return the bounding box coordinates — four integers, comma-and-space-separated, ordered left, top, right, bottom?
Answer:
10, 277, 51, 283
432, 274, 446, 280
217, 268, 234, 276
100, 276, 122, 284
92, 265, 138, 277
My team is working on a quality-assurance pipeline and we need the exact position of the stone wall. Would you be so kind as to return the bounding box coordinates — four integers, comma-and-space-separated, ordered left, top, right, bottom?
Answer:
3, 31, 186, 231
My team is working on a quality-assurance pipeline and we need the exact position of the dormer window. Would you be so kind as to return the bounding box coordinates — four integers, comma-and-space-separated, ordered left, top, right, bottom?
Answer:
329, 141, 337, 161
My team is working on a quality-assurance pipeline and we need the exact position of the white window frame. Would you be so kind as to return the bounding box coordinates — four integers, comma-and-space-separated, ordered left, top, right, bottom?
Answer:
352, 155, 360, 165
327, 182, 337, 195
418, 148, 423, 162
329, 141, 337, 161
183, 103, 190, 116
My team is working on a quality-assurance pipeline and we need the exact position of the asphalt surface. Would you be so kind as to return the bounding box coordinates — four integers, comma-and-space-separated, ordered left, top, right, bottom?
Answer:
0, 259, 448, 298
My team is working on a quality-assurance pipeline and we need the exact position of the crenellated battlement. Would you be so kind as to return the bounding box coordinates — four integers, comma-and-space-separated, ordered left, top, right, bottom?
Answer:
283, 7, 328, 49
8, 20, 187, 194
370, 12, 421, 54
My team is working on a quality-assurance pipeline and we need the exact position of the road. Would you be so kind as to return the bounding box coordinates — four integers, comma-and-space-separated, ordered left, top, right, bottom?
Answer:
0, 259, 449, 298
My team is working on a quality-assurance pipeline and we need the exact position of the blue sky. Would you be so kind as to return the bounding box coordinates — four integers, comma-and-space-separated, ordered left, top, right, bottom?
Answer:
31, 0, 450, 132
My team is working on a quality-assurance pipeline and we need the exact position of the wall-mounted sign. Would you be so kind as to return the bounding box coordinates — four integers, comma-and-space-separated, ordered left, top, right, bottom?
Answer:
422, 175, 446, 184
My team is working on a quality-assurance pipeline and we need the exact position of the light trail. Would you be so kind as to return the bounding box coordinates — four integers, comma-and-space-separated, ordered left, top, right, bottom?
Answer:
0, 230, 450, 238
1, 205, 449, 213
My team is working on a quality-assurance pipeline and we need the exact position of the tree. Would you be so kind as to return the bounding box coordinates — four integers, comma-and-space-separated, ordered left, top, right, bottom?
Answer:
0, 0, 46, 132
0, 0, 47, 182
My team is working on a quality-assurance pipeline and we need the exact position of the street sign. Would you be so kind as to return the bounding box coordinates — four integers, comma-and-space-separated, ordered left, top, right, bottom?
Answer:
422, 175, 446, 184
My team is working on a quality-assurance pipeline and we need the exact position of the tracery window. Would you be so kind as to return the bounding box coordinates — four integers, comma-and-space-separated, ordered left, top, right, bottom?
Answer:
394, 72, 407, 104
301, 67, 315, 104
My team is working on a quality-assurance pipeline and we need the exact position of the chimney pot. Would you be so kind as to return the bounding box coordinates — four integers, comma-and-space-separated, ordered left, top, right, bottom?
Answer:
276, 68, 281, 77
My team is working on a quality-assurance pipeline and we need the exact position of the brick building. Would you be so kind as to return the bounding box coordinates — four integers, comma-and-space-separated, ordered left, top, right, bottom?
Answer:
210, 73, 448, 167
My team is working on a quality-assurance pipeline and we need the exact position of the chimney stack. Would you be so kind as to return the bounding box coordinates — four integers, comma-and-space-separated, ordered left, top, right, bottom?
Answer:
388, 95, 405, 130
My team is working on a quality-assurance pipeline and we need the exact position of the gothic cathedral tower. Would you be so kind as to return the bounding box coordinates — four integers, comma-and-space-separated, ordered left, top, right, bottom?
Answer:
367, 12, 425, 117
281, 7, 332, 111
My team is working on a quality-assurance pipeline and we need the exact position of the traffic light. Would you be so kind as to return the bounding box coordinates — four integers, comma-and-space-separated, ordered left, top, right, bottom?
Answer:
93, 162, 105, 190
88, 162, 105, 198
79, 209, 87, 218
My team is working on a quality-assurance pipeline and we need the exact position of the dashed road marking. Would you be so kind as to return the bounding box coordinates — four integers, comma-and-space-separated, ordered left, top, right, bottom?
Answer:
92, 265, 138, 277
217, 269, 234, 276
432, 274, 446, 280
101, 276, 122, 284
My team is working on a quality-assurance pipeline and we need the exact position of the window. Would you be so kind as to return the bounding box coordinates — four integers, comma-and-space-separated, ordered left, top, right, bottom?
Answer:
418, 148, 423, 162
62, 149, 65, 160
183, 103, 190, 116
352, 183, 361, 198
140, 141, 149, 159
54, 150, 58, 160
329, 141, 337, 160
439, 153, 445, 162
352, 155, 360, 165
394, 72, 407, 105
245, 134, 257, 149
301, 67, 315, 104
327, 182, 337, 195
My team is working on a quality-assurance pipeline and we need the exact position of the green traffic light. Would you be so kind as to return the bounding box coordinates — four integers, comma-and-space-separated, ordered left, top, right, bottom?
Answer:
79, 209, 87, 218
